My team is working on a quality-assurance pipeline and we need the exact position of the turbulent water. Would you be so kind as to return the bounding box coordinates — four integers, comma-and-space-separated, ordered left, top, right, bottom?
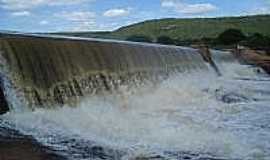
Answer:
1, 50, 270, 160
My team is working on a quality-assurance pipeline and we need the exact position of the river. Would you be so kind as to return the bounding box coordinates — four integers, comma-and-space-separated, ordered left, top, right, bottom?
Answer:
0, 50, 270, 160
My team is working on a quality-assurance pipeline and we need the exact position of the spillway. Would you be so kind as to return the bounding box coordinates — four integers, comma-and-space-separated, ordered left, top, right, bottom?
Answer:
0, 33, 207, 112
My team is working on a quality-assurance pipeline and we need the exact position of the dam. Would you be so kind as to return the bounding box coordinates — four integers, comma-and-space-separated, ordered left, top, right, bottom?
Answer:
0, 33, 270, 160
0, 33, 208, 112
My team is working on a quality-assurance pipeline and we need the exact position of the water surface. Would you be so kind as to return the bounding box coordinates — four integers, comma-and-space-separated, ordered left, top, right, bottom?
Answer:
1, 51, 270, 160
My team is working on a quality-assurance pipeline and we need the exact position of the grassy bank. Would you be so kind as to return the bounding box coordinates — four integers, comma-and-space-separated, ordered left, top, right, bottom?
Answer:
53, 15, 270, 42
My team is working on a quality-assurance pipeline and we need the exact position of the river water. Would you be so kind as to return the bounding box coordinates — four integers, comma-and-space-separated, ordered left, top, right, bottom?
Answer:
0, 50, 270, 160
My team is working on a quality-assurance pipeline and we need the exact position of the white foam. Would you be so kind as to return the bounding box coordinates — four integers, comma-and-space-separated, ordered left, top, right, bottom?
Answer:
1, 54, 270, 159
2, 72, 253, 159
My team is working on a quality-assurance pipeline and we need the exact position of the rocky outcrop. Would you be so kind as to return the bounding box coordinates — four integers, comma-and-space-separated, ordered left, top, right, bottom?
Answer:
0, 33, 208, 111
233, 48, 270, 74
197, 45, 221, 76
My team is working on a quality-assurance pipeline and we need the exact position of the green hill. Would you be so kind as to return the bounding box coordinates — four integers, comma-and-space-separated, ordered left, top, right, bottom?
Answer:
55, 15, 270, 42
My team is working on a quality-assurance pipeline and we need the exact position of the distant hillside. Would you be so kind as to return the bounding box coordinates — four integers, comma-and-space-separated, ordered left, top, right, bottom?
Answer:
55, 15, 270, 41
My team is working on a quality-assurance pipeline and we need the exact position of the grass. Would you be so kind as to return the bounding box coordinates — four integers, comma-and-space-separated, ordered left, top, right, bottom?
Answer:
53, 15, 270, 41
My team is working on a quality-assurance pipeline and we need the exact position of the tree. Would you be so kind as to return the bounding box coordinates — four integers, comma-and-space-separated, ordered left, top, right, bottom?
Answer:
244, 33, 270, 50
126, 35, 152, 43
216, 29, 246, 45
156, 36, 175, 45
201, 37, 214, 44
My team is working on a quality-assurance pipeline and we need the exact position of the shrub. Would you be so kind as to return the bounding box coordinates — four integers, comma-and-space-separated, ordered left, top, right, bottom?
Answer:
156, 36, 175, 45
216, 29, 246, 45
244, 33, 270, 50
126, 35, 153, 43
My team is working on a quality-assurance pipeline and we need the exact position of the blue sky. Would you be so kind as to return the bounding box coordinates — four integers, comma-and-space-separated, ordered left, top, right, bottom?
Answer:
0, 0, 269, 32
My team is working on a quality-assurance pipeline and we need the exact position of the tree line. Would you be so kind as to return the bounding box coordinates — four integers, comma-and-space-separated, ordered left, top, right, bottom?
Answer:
125, 29, 270, 52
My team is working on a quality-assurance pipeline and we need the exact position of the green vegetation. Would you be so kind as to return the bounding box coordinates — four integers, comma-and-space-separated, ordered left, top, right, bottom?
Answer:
53, 14, 270, 50
129, 29, 269, 53
54, 15, 270, 41
216, 29, 246, 45
112, 15, 270, 41
242, 33, 270, 50
156, 36, 175, 45
126, 35, 153, 43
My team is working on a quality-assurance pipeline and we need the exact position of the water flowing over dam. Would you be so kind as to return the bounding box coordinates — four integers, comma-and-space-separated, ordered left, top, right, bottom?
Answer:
0, 33, 207, 111
1, 33, 270, 160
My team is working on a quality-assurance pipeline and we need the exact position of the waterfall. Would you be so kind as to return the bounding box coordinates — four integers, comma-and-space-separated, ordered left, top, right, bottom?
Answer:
0, 33, 209, 112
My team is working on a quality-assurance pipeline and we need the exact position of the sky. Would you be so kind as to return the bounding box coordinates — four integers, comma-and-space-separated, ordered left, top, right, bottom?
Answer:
0, 0, 270, 32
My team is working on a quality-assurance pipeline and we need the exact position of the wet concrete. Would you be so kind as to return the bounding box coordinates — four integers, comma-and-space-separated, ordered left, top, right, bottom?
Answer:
0, 33, 207, 109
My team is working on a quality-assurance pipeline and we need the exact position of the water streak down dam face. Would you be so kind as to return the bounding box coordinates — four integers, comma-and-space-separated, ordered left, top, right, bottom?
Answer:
0, 33, 208, 112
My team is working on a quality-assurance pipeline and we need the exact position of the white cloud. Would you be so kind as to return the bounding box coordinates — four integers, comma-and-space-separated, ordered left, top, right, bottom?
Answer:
56, 11, 95, 22
39, 20, 49, 25
246, 1, 270, 15
47, 0, 91, 6
0, 0, 94, 10
103, 8, 130, 17
161, 0, 217, 15
249, 7, 270, 15
71, 21, 96, 31
11, 11, 31, 16
161, 0, 176, 8
55, 11, 96, 31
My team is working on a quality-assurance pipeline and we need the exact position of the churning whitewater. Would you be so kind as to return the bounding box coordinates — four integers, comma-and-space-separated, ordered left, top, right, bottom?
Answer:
1, 49, 270, 160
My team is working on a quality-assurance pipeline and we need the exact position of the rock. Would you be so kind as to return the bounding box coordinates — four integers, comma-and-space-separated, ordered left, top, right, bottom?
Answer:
221, 93, 249, 104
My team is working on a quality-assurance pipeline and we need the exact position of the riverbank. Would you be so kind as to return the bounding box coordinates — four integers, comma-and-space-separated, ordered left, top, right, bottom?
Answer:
236, 49, 270, 74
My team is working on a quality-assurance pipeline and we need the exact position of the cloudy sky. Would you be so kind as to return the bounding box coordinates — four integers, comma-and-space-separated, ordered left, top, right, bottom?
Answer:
0, 0, 269, 32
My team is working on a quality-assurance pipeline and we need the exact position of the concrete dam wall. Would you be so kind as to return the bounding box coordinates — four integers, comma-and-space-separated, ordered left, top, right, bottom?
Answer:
0, 33, 208, 111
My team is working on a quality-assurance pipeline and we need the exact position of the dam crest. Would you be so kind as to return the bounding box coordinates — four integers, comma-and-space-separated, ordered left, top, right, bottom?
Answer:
0, 33, 211, 112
